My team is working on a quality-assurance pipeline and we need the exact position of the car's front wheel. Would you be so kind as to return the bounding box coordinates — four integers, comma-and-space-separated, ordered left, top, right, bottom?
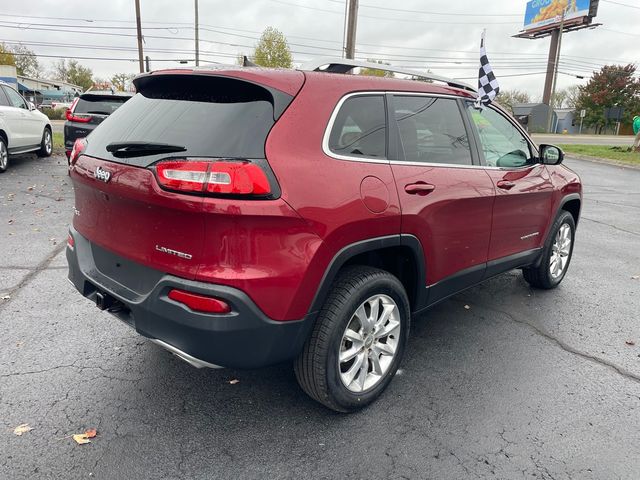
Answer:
523, 210, 576, 289
37, 128, 52, 157
0, 137, 9, 173
294, 266, 410, 412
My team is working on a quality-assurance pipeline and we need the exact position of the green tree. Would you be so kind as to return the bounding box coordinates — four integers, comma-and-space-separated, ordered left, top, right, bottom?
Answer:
497, 89, 531, 113
111, 73, 134, 91
360, 59, 394, 78
253, 27, 293, 68
576, 64, 640, 134
0, 43, 16, 67
10, 44, 41, 77
53, 59, 93, 90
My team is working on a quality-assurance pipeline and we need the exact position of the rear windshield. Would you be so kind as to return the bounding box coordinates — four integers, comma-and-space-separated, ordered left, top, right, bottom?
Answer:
84, 75, 279, 164
75, 96, 129, 115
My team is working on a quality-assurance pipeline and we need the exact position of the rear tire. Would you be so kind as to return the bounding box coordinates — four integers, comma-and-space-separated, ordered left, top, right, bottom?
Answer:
294, 266, 410, 412
523, 210, 575, 289
37, 128, 52, 157
0, 137, 9, 173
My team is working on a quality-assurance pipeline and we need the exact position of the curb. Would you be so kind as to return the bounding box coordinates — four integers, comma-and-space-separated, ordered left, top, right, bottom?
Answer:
565, 153, 640, 171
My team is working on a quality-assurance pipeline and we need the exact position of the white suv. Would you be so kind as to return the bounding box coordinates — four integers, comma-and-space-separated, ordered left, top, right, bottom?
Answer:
0, 81, 53, 172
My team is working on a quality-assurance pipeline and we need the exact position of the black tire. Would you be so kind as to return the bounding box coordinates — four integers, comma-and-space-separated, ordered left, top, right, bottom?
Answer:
0, 136, 9, 173
37, 127, 52, 157
294, 266, 410, 412
523, 210, 576, 289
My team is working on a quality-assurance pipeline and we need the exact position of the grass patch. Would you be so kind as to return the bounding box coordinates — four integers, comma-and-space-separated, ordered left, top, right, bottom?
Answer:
559, 144, 640, 166
53, 132, 64, 151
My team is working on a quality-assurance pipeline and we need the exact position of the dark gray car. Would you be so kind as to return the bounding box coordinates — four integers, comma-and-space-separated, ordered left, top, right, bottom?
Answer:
64, 91, 133, 160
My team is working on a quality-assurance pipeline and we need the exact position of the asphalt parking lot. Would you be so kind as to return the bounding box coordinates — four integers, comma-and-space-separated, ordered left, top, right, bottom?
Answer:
1, 154, 639, 479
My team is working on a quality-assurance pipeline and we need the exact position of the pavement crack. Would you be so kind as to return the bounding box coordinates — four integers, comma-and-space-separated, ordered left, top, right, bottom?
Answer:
0, 243, 66, 310
580, 216, 640, 237
472, 301, 640, 386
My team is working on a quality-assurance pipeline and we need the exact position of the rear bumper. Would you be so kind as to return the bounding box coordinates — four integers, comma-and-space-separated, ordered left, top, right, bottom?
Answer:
66, 228, 314, 369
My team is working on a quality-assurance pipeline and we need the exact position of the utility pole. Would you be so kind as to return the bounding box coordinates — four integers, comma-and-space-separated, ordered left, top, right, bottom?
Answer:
145, 56, 150, 72
194, 0, 200, 66
134, 0, 144, 73
546, 9, 567, 133
345, 0, 359, 60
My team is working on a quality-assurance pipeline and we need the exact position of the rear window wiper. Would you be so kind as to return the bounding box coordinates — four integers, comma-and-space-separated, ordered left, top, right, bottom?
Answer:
106, 141, 187, 158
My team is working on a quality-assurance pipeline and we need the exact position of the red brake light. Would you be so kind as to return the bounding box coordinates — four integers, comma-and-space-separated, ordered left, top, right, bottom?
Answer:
155, 160, 271, 196
168, 289, 231, 314
66, 98, 91, 123
69, 138, 87, 166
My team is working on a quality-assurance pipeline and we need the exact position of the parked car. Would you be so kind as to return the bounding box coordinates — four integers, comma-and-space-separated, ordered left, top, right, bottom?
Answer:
0, 81, 52, 173
64, 90, 133, 160
66, 60, 582, 412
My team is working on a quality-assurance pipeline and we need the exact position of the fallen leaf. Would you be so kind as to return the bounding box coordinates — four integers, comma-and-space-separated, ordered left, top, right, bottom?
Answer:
73, 434, 91, 445
7, 219, 13, 224
626, 340, 636, 346
85, 428, 97, 438
229, 379, 240, 385
464, 305, 471, 310
13, 423, 33, 436
632, 276, 639, 280
1, 295, 10, 300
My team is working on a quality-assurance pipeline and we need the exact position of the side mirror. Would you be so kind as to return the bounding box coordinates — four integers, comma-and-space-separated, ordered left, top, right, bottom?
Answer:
28, 102, 36, 111
539, 144, 564, 165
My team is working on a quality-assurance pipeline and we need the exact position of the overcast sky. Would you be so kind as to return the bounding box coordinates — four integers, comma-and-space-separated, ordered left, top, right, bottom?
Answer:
1, 0, 638, 98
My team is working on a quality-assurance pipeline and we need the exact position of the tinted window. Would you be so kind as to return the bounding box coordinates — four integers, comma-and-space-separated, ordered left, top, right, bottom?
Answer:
467, 105, 533, 168
394, 96, 472, 165
84, 76, 279, 165
328, 95, 387, 159
75, 95, 129, 115
0, 87, 10, 107
3, 86, 27, 109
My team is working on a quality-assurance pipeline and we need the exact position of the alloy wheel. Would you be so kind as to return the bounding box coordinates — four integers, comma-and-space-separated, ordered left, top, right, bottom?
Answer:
0, 141, 8, 170
550, 223, 572, 279
338, 294, 401, 393
44, 130, 52, 154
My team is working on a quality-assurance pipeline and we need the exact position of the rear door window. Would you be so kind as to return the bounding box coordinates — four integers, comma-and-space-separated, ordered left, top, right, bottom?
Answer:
3, 86, 27, 109
74, 96, 129, 115
327, 95, 387, 159
393, 96, 472, 166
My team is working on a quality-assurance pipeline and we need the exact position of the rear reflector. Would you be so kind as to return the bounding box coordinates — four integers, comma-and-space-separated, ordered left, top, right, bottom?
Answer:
168, 289, 231, 314
155, 160, 270, 196
67, 234, 75, 249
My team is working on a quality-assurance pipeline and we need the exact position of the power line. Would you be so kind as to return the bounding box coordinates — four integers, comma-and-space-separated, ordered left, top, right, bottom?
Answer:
325, 0, 521, 17
601, 0, 640, 10
267, 0, 521, 24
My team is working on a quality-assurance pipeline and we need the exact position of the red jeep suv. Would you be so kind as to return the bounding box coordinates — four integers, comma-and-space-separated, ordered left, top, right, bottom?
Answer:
66, 60, 581, 412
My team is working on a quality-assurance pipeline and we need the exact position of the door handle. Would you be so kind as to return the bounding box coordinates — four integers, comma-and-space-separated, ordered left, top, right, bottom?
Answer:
404, 182, 435, 196
497, 180, 516, 190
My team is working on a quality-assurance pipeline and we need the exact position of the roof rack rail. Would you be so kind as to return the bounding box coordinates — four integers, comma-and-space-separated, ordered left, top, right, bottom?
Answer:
301, 57, 476, 94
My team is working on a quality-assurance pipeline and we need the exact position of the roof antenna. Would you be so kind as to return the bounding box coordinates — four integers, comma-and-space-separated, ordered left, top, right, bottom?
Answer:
243, 56, 258, 67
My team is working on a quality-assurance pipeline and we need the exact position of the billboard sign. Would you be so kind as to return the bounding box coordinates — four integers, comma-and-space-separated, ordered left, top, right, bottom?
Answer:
524, 0, 593, 31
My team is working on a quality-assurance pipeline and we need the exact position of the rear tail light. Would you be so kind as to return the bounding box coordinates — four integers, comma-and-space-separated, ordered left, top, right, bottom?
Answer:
168, 289, 231, 314
154, 160, 271, 196
69, 138, 87, 166
66, 97, 92, 123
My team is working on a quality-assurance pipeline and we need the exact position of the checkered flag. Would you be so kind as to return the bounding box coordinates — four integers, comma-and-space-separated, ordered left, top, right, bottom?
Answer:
477, 30, 499, 107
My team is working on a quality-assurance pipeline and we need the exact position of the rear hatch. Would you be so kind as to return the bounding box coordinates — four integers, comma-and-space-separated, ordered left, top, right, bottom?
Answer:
70, 71, 303, 281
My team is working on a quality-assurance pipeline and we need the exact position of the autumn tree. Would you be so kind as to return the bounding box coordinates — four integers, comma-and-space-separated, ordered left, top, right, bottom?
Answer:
360, 59, 394, 78
53, 59, 93, 90
10, 44, 41, 77
111, 73, 134, 91
576, 64, 640, 133
497, 89, 531, 113
0, 43, 16, 67
253, 27, 293, 68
